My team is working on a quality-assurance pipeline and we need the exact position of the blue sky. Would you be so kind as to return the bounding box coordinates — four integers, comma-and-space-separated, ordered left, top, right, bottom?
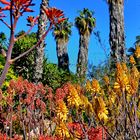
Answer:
0, 0, 140, 72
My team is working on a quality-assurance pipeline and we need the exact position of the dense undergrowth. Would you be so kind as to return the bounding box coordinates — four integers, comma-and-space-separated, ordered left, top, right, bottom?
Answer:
0, 46, 140, 139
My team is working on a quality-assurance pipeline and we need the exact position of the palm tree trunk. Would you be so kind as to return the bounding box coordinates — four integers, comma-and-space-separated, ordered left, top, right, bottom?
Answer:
77, 33, 90, 78
33, 0, 49, 83
56, 39, 69, 71
109, 0, 126, 64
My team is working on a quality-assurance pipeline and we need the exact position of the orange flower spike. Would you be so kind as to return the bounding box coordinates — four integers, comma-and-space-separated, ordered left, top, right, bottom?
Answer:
24, 7, 34, 12
0, 0, 10, 5
43, 7, 66, 25
122, 62, 128, 73
58, 18, 67, 23
27, 16, 38, 26
0, 0, 34, 17
2, 5, 10, 10
91, 79, 101, 93
27, 16, 34, 22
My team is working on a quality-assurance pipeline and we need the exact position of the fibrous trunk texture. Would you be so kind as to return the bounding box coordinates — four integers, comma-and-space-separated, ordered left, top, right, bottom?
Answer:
33, 0, 49, 83
56, 39, 69, 71
109, 0, 126, 64
77, 34, 90, 78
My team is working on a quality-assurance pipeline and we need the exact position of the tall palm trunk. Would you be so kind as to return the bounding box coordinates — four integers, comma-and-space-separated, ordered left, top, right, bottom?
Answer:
34, 0, 49, 83
77, 33, 90, 78
56, 39, 69, 71
109, 0, 126, 63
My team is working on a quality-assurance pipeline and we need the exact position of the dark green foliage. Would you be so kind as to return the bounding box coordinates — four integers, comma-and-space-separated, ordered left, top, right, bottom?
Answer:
11, 31, 78, 90
0, 32, 7, 46
53, 19, 72, 41
42, 59, 78, 90
12, 31, 37, 80
75, 8, 95, 35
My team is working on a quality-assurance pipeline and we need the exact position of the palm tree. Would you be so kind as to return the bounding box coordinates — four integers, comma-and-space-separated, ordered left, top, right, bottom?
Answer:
107, 0, 126, 64
53, 19, 72, 71
33, 0, 49, 83
75, 8, 95, 78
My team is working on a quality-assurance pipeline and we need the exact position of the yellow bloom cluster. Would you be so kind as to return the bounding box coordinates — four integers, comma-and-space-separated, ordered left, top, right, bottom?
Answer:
55, 122, 70, 138
80, 95, 93, 115
55, 100, 68, 122
114, 63, 130, 92
53, 58, 139, 138
86, 79, 101, 93
129, 66, 140, 95
129, 55, 136, 65
93, 97, 108, 122
67, 84, 82, 108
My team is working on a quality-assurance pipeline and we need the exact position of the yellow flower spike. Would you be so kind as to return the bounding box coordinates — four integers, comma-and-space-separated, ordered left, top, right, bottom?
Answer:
80, 95, 93, 115
114, 82, 120, 89
129, 77, 139, 95
93, 97, 108, 122
55, 100, 68, 122
98, 112, 108, 122
86, 80, 92, 92
122, 62, 128, 72
135, 46, 140, 58
114, 63, 130, 92
91, 79, 101, 93
131, 66, 139, 79
55, 122, 70, 138
116, 62, 123, 72
129, 55, 136, 65
67, 84, 82, 108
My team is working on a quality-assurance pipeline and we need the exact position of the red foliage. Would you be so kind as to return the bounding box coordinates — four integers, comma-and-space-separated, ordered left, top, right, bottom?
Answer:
0, 133, 22, 140
39, 135, 61, 140
55, 88, 66, 101
87, 127, 106, 140
67, 122, 85, 139
67, 122, 106, 140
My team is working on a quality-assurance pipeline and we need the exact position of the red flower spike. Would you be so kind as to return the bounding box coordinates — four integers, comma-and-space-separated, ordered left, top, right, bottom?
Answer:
43, 7, 66, 25
24, 7, 34, 12
0, 0, 10, 5
0, 0, 34, 17
27, 16, 34, 23
2, 5, 10, 11
57, 18, 67, 24
27, 15, 38, 26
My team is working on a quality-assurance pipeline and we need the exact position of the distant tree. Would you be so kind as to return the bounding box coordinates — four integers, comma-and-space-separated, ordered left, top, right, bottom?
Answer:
75, 8, 95, 79
107, 0, 126, 64
53, 19, 72, 71
33, 0, 49, 83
